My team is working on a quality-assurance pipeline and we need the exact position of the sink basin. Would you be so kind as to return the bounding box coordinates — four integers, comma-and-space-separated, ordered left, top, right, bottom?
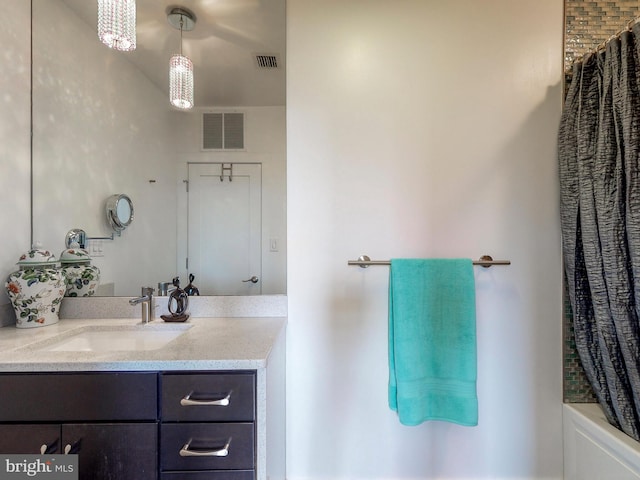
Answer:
33, 324, 192, 352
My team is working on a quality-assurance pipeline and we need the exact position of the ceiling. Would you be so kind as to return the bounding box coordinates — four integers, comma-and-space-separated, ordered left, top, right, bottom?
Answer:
60, 0, 286, 107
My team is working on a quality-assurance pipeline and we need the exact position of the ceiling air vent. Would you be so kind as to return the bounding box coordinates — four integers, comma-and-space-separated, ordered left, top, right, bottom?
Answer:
255, 54, 279, 69
202, 112, 244, 150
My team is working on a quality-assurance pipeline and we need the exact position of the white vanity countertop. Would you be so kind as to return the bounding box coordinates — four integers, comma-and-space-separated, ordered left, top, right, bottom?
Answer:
0, 317, 287, 372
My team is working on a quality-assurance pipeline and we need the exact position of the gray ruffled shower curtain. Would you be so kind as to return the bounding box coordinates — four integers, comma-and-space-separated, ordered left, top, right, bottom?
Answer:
559, 24, 640, 441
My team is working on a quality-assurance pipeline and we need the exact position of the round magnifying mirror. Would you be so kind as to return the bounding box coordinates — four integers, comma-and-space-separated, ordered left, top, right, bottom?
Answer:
116, 198, 132, 225
106, 194, 134, 233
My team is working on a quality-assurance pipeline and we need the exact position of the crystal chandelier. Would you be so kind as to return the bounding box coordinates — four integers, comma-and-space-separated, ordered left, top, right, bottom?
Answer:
97, 0, 137, 52
170, 55, 194, 109
168, 8, 196, 110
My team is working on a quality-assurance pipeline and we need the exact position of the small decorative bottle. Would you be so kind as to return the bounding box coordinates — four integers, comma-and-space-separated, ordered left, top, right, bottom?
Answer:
5, 245, 65, 328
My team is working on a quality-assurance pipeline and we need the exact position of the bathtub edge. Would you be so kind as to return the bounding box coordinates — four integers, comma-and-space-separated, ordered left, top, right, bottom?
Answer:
563, 403, 640, 479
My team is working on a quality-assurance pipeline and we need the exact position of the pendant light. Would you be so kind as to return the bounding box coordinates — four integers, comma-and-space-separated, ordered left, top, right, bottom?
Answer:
168, 7, 196, 110
97, 0, 137, 51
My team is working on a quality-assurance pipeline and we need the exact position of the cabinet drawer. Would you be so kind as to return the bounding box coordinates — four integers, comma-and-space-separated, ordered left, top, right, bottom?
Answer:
161, 423, 255, 471
161, 471, 254, 480
0, 373, 157, 421
161, 373, 255, 422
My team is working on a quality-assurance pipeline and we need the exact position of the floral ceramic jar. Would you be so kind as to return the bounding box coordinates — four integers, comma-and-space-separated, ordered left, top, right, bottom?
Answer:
60, 243, 100, 297
5, 246, 65, 328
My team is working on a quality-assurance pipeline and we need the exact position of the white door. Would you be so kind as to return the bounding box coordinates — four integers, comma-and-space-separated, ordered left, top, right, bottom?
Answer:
188, 163, 261, 295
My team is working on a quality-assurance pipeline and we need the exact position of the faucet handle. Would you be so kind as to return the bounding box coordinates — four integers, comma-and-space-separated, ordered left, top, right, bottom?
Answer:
141, 286, 154, 296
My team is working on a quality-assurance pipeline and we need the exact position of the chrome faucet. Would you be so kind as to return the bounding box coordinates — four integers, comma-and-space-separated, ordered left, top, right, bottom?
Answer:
129, 287, 154, 323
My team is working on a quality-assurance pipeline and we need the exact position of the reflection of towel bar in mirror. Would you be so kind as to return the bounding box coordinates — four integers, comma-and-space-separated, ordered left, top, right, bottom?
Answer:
348, 255, 511, 268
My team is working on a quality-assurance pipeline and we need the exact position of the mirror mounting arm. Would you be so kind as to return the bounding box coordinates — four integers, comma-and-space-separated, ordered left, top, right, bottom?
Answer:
65, 229, 114, 249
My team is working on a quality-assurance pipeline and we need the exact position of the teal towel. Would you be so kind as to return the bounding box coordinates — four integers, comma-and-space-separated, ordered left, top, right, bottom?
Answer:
388, 258, 477, 426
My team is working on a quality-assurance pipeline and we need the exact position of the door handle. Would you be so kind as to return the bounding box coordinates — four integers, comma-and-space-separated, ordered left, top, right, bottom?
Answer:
242, 276, 259, 283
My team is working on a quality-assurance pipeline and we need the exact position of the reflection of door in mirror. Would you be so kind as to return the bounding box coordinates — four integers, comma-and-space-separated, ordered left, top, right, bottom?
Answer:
188, 164, 261, 295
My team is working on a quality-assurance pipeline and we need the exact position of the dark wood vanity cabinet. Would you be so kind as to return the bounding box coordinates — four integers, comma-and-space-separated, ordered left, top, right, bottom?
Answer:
0, 373, 158, 480
159, 373, 256, 479
0, 424, 158, 478
0, 371, 258, 480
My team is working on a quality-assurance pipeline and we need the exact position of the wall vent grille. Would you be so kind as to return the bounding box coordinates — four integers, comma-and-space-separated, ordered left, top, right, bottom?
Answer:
255, 54, 279, 69
202, 112, 245, 150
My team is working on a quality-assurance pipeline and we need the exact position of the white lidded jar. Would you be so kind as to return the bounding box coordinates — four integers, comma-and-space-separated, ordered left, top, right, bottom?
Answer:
5, 245, 65, 328
60, 243, 100, 297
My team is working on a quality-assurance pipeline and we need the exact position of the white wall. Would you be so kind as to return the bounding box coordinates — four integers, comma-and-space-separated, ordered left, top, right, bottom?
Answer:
0, 1, 32, 326
286, 1, 564, 479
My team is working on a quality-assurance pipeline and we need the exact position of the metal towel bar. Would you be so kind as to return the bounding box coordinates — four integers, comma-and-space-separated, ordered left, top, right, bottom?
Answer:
348, 255, 510, 268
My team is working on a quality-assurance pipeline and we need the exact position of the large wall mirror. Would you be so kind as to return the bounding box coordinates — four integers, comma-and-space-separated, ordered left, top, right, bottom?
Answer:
31, 0, 286, 297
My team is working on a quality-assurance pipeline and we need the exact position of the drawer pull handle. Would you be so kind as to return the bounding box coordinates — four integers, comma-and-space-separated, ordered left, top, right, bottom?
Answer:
180, 392, 231, 406
63, 440, 81, 455
40, 440, 58, 455
64, 441, 81, 455
179, 439, 231, 457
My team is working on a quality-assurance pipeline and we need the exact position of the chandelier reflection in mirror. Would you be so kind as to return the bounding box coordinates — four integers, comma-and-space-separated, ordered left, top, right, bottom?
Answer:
168, 7, 196, 110
97, 0, 136, 51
